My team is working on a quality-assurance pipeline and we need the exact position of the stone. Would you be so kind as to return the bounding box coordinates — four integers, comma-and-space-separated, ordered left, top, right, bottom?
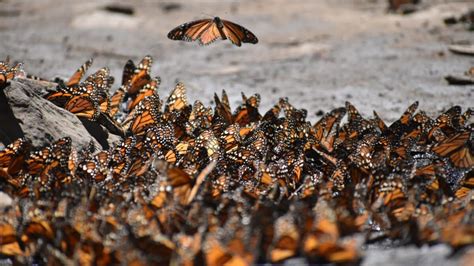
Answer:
0, 78, 110, 150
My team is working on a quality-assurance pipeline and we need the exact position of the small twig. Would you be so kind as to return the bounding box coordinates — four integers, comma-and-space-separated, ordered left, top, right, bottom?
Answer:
186, 160, 217, 205
445, 75, 474, 85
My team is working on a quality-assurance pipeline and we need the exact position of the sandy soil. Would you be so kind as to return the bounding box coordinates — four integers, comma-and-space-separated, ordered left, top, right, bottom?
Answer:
1, 0, 473, 124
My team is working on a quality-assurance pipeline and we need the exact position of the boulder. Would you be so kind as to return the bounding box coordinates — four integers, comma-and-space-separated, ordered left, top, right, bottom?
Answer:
0, 78, 120, 150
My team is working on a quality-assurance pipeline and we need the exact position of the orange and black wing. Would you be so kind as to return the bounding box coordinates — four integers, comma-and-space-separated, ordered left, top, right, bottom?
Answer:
122, 59, 136, 86
127, 77, 160, 112
127, 55, 152, 96
65, 95, 100, 121
128, 94, 162, 135
165, 81, 188, 113
109, 87, 125, 118
198, 22, 222, 45
66, 58, 93, 87
167, 19, 214, 42
221, 19, 258, 47
432, 131, 473, 169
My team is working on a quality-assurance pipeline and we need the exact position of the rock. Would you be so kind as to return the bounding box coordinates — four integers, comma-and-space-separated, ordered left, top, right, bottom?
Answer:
0, 78, 108, 150
363, 244, 459, 266
448, 44, 474, 56
0, 191, 13, 210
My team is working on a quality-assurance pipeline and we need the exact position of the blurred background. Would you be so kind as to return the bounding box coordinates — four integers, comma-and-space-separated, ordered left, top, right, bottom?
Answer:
0, 0, 473, 123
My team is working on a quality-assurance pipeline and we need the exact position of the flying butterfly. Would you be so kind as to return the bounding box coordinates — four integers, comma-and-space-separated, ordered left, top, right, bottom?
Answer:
167, 17, 258, 47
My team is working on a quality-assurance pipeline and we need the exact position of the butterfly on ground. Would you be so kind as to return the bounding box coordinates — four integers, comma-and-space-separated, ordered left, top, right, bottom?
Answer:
167, 17, 258, 47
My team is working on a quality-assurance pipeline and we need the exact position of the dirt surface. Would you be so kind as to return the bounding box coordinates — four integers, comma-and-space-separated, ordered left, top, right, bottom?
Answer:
1, 0, 473, 265
1, 0, 473, 123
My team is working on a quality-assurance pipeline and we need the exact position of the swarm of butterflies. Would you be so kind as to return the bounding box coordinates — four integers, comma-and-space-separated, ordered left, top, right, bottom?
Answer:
0, 56, 473, 265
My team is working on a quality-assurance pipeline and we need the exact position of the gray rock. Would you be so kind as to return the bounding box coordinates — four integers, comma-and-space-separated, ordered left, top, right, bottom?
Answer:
0, 191, 13, 210
363, 244, 463, 266
0, 78, 107, 150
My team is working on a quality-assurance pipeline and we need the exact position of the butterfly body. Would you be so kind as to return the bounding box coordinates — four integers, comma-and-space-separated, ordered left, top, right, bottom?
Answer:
213, 17, 227, 40
167, 17, 258, 47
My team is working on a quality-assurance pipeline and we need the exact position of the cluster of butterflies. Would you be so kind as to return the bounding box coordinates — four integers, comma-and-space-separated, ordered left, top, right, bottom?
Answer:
0, 56, 473, 265
0, 57, 24, 89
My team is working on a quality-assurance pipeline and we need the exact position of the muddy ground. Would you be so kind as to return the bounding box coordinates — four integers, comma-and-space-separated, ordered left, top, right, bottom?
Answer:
0, 0, 473, 265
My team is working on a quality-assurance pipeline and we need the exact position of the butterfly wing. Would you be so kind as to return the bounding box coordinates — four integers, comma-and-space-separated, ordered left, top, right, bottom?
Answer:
167, 19, 214, 42
66, 58, 93, 87
64, 95, 100, 121
122, 59, 136, 86
222, 19, 258, 46
109, 87, 125, 118
168, 18, 257, 46
198, 22, 222, 45
165, 82, 188, 113
127, 56, 152, 96
432, 131, 473, 168
128, 77, 160, 112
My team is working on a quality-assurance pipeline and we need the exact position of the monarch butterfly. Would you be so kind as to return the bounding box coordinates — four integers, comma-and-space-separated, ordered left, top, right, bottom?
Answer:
312, 107, 346, 153
165, 82, 188, 113
46, 81, 92, 105
262, 101, 282, 122
109, 87, 125, 118
167, 17, 258, 47
127, 94, 163, 135
220, 124, 242, 154
21, 219, 55, 245
336, 102, 372, 148
25, 137, 72, 184
77, 150, 110, 181
303, 203, 360, 264
0, 59, 23, 89
64, 95, 101, 121
127, 77, 160, 112
213, 91, 233, 126
428, 106, 463, 142
148, 123, 176, 148
48, 66, 113, 122
371, 111, 388, 133
110, 136, 136, 176
432, 131, 473, 169
454, 171, 474, 199
0, 138, 30, 187
234, 93, 262, 126
0, 223, 23, 256
194, 130, 221, 160
205, 226, 257, 266
123, 56, 153, 96
66, 58, 93, 87
186, 100, 213, 134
